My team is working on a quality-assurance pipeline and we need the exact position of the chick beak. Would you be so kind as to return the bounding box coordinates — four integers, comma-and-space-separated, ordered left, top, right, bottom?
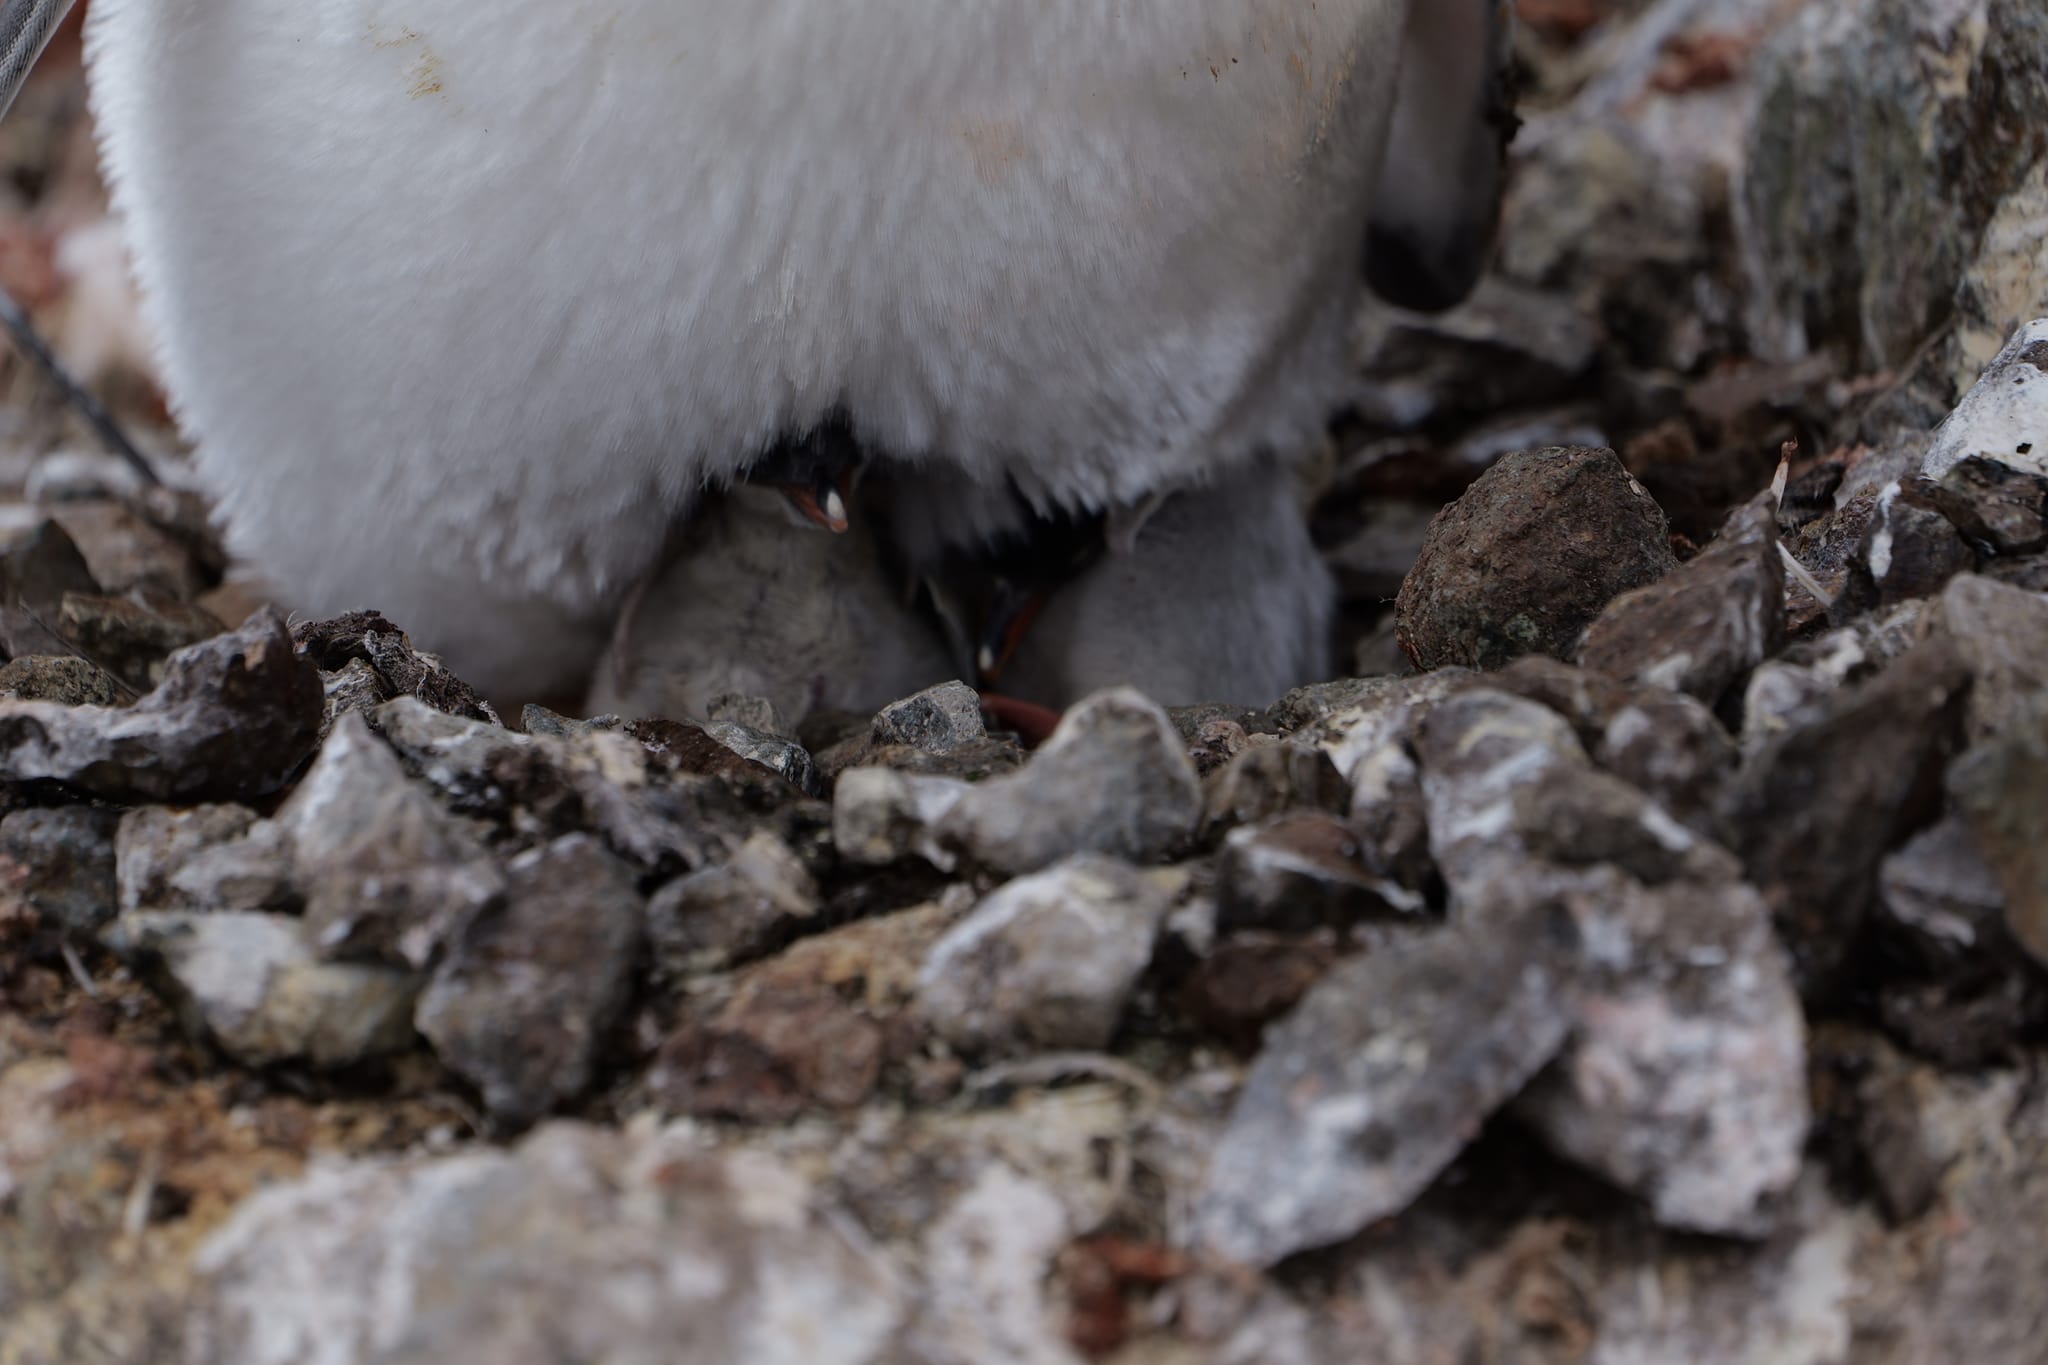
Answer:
776, 477, 851, 533
975, 579, 1048, 687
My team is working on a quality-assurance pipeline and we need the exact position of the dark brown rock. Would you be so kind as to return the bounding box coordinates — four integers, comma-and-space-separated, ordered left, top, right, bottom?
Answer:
0, 609, 325, 802
1578, 494, 1785, 708
57, 590, 221, 692
0, 805, 119, 935
1914, 458, 2048, 555
290, 610, 499, 725
1176, 936, 1341, 1053
651, 901, 955, 1121
1719, 638, 1972, 989
1396, 446, 1676, 672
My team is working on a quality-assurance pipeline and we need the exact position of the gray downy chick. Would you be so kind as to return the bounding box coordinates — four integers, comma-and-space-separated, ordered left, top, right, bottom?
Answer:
587, 483, 953, 727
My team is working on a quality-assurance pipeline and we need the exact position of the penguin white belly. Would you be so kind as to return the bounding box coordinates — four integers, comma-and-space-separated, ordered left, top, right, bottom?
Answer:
86, 0, 1404, 694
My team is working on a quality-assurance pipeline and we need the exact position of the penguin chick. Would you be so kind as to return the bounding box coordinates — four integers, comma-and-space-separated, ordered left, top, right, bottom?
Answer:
586, 483, 953, 727
82, 0, 1512, 699
988, 460, 1334, 710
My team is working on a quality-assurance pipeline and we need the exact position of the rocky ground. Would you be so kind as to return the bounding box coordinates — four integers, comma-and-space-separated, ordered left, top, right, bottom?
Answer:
3, 2, 2047, 1362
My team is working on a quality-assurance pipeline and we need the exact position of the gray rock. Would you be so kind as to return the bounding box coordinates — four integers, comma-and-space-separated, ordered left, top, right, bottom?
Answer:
832, 766, 970, 870
184, 1125, 903, 1365
648, 829, 820, 977
1216, 812, 1425, 933
1200, 741, 1349, 840
319, 657, 386, 736
1416, 690, 1716, 898
45, 499, 207, 601
56, 590, 221, 692
378, 698, 733, 872
1741, 600, 1929, 751
703, 718, 822, 797
100, 911, 420, 1068
1915, 457, 2048, 555
1741, 2, 2048, 383
0, 609, 324, 802
1578, 494, 1785, 708
1513, 866, 1809, 1237
116, 803, 294, 916
1879, 815, 2009, 973
840, 689, 1203, 877
0, 806, 119, 935
1493, 657, 1739, 827
873, 681, 987, 754
1395, 446, 1675, 672
918, 856, 1179, 1058
0, 654, 122, 706
1934, 574, 2048, 742
290, 611, 499, 725
0, 518, 99, 623
1922, 319, 2048, 484
704, 690, 788, 736
1949, 696, 2048, 973
1194, 914, 1577, 1267
416, 835, 644, 1127
276, 712, 503, 966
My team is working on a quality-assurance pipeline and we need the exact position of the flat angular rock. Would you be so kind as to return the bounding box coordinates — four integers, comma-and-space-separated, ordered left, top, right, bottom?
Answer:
184, 1125, 903, 1365
1915, 457, 2048, 555
918, 856, 1179, 1058
703, 718, 821, 796
1215, 812, 1424, 932
415, 835, 644, 1127
100, 911, 420, 1069
647, 829, 820, 977
278, 713, 503, 966
115, 802, 294, 916
0, 609, 324, 802
873, 680, 987, 754
1493, 656, 1738, 826
1579, 494, 1785, 707
1396, 446, 1675, 672
1194, 914, 1577, 1267
1721, 638, 1972, 987
0, 805, 119, 935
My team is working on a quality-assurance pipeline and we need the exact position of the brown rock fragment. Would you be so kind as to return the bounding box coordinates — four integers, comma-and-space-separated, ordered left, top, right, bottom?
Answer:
1396, 446, 1676, 672
1578, 494, 1785, 707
